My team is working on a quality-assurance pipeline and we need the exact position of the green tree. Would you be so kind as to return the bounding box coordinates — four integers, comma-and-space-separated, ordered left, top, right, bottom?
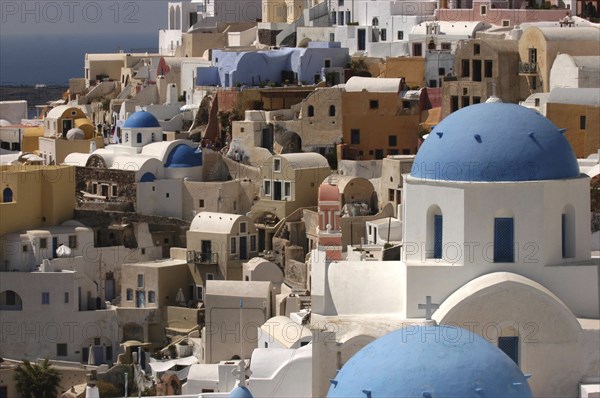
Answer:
14, 359, 61, 398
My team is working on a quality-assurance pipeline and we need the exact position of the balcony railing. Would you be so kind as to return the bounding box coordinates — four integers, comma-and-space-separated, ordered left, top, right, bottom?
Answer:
187, 251, 219, 264
519, 62, 538, 74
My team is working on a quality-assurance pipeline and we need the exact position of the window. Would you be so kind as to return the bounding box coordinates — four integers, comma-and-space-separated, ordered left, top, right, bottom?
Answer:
397, 30, 404, 40
137, 274, 144, 288
41, 291, 50, 304
389, 135, 397, 147
166, 193, 170, 198
461, 59, 470, 77
375, 149, 384, 159
324, 59, 331, 68
329, 105, 336, 117
451, 96, 459, 112
351, 129, 360, 145
231, 237, 237, 254
381, 29, 387, 41
502, 19, 510, 27
484, 60, 493, 78
338, 0, 344, 5
206, 273, 215, 280
529, 48, 537, 64
429, 79, 437, 88
283, 181, 292, 198
94, 337, 101, 346
250, 235, 256, 251
580, 115, 587, 130
111, 185, 118, 197
148, 291, 156, 303
307, 105, 314, 117
369, 100, 379, 109
22, 245, 28, 252
562, 205, 575, 258
530, 76, 537, 90
480, 5, 487, 15
388, 189, 395, 202
68, 235, 77, 249
389, 149, 399, 155
441, 42, 451, 50
534, 98, 540, 107
274, 158, 281, 171
106, 346, 113, 361
57, 343, 68, 357
331, 11, 337, 25
240, 222, 247, 234
64, 292, 69, 303
433, 215, 443, 259
413, 43, 422, 57
473, 43, 481, 56
199, 199, 205, 207
498, 336, 519, 365
126, 289, 133, 300
136, 132, 142, 144
402, 149, 410, 155
40, 238, 47, 249
462, 96, 470, 107
438, 67, 446, 76
263, 180, 271, 196
92, 182, 98, 194
494, 218, 514, 263
473, 96, 481, 104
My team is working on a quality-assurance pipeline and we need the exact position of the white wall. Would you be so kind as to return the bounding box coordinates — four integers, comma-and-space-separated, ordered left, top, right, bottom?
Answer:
137, 179, 183, 218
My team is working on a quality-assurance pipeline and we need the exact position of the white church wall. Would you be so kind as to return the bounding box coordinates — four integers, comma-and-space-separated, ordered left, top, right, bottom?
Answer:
327, 260, 405, 315
403, 180, 465, 265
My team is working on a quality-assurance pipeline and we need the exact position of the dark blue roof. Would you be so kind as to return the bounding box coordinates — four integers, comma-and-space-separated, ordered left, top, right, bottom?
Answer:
123, 111, 161, 129
328, 325, 533, 398
165, 144, 202, 168
411, 103, 580, 182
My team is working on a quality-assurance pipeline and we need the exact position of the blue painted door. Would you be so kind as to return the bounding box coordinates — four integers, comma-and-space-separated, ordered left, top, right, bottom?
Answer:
358, 29, 366, 51
2, 188, 12, 203
494, 218, 514, 262
433, 215, 443, 259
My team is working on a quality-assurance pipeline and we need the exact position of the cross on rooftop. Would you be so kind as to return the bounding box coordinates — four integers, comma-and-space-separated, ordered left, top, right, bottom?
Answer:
418, 296, 440, 320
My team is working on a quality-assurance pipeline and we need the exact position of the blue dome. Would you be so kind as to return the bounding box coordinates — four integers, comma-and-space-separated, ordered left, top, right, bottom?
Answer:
411, 103, 580, 182
123, 111, 161, 128
328, 325, 533, 398
140, 172, 156, 182
229, 386, 253, 398
165, 144, 202, 168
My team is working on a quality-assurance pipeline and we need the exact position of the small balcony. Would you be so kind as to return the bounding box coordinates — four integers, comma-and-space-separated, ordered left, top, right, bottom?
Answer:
187, 251, 219, 265
519, 62, 538, 75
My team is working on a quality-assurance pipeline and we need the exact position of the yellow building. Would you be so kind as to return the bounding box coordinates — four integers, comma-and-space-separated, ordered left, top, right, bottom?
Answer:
546, 88, 600, 158
384, 57, 426, 87
0, 165, 76, 236
43, 105, 94, 139
340, 77, 421, 160
518, 26, 600, 94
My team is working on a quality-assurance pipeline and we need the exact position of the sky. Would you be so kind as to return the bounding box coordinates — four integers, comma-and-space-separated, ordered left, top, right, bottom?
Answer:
0, 0, 171, 85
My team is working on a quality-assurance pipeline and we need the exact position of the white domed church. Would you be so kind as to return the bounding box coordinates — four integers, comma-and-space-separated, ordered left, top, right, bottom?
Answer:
310, 103, 599, 398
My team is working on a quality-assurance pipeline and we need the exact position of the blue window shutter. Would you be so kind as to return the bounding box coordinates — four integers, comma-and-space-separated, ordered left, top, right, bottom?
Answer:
498, 336, 519, 365
561, 213, 566, 258
494, 218, 514, 263
434, 215, 443, 259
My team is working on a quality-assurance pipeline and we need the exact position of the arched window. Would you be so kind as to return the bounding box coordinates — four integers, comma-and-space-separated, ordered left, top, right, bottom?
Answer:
307, 105, 314, 117
0, 290, 23, 310
494, 209, 514, 263
329, 105, 336, 117
148, 291, 156, 303
426, 205, 443, 259
3, 187, 13, 203
562, 204, 575, 259
372, 17, 379, 26
136, 132, 142, 144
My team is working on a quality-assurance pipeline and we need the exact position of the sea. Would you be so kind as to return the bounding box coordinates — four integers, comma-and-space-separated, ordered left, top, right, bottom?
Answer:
0, 32, 159, 118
